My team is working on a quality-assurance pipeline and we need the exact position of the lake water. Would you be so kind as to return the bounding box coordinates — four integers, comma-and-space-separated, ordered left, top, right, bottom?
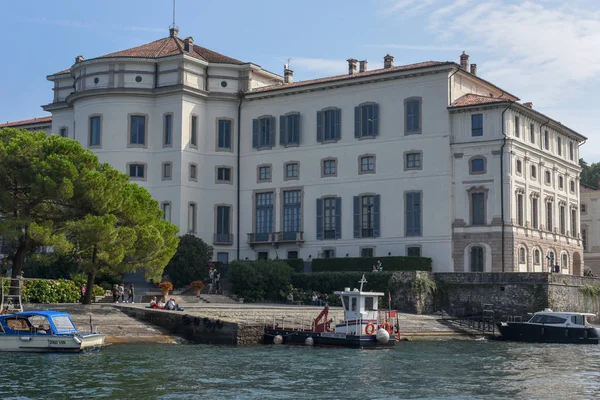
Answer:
1, 340, 599, 399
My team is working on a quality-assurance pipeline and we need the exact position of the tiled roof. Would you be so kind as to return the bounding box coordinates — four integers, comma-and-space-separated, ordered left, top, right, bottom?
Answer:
50, 35, 244, 75
0, 116, 52, 128
250, 61, 451, 93
449, 93, 511, 108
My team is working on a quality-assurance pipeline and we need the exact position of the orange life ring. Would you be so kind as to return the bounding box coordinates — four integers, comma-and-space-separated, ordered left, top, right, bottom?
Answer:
365, 323, 375, 335
380, 322, 393, 334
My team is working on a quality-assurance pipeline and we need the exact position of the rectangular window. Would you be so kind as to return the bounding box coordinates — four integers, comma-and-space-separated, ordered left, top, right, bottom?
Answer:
323, 160, 336, 176
217, 167, 231, 182
405, 99, 421, 134
283, 190, 301, 240
258, 166, 271, 182
570, 180, 575, 193
470, 158, 485, 173
287, 251, 299, 259
323, 109, 339, 141
471, 192, 485, 226
361, 247, 374, 257
285, 163, 299, 179
582, 204, 587, 213
547, 202, 553, 231
188, 203, 197, 233
162, 163, 172, 180
514, 116, 520, 138
569, 142, 574, 161
89, 116, 101, 147
471, 114, 483, 137
191, 116, 198, 147
216, 206, 230, 239
516, 160, 522, 174
360, 156, 375, 173
319, 197, 341, 240
582, 229, 587, 251
130, 115, 146, 146
161, 202, 171, 222
255, 192, 273, 241
217, 119, 232, 150
517, 194, 524, 226
557, 136, 562, 156
559, 176, 563, 189
164, 114, 172, 146
323, 249, 336, 258
530, 123, 535, 143
129, 164, 145, 179
571, 208, 577, 237
355, 103, 379, 138
189, 164, 197, 181
405, 152, 421, 170
545, 171, 551, 184
532, 198, 538, 229
253, 117, 275, 148
559, 205, 565, 234
361, 195, 375, 238
280, 113, 300, 145
407, 246, 421, 257
60, 127, 68, 138
405, 192, 421, 236
531, 166, 537, 179
544, 130, 549, 150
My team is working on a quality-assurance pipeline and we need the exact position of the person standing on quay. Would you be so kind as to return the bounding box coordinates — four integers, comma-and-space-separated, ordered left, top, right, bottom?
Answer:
127, 283, 135, 303
112, 284, 119, 303
118, 283, 125, 302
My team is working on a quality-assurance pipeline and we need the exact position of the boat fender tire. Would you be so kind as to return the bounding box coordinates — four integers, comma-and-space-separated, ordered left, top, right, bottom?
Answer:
380, 322, 393, 334
365, 323, 376, 335
216, 320, 224, 329
182, 315, 191, 325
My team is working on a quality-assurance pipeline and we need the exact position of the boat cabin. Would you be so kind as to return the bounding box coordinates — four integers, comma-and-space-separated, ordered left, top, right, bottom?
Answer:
527, 309, 595, 327
0, 311, 78, 336
333, 276, 385, 335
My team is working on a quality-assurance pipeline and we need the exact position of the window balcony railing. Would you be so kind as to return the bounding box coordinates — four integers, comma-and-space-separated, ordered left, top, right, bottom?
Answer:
247, 232, 273, 245
275, 231, 304, 243
247, 231, 305, 248
213, 233, 234, 245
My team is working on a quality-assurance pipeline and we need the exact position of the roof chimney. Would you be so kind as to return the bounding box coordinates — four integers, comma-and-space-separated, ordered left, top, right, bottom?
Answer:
384, 54, 394, 69
359, 60, 368, 73
75, 55, 84, 64
184, 37, 194, 52
470, 63, 477, 75
523, 102, 533, 109
284, 64, 294, 84
347, 58, 358, 75
460, 51, 469, 70
169, 26, 179, 37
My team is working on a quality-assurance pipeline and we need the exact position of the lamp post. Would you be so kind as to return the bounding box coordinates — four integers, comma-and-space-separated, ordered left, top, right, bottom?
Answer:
546, 253, 555, 273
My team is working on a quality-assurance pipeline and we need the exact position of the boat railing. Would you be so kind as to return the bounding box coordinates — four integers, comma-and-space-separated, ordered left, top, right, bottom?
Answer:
442, 305, 497, 334
507, 316, 523, 323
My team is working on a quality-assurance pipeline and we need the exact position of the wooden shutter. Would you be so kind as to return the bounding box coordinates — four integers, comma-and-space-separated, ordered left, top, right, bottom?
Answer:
373, 194, 380, 237
353, 195, 360, 238
335, 197, 342, 239
252, 119, 259, 148
293, 114, 300, 144
406, 192, 414, 236
269, 116, 276, 147
354, 105, 360, 138
373, 103, 379, 137
335, 108, 342, 140
316, 111, 323, 142
279, 115, 286, 146
316, 198, 323, 240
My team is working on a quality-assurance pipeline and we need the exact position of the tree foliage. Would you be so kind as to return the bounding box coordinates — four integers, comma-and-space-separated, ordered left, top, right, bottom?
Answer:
580, 158, 600, 188
229, 260, 292, 302
163, 234, 213, 288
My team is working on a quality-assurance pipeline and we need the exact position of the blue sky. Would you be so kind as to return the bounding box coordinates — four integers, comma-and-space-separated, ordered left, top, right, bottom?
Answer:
1, 0, 598, 161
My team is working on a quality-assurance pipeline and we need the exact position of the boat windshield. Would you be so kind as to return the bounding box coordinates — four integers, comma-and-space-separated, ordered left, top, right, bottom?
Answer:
51, 315, 76, 332
529, 314, 567, 324
571, 315, 585, 325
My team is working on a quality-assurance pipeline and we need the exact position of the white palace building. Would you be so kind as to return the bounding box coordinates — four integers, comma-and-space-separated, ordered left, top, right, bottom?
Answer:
1, 27, 588, 273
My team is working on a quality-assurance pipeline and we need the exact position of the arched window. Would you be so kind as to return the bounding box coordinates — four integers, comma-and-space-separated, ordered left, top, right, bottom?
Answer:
519, 247, 526, 263
547, 250, 556, 272
534, 249, 541, 265
470, 246, 484, 272
561, 253, 568, 271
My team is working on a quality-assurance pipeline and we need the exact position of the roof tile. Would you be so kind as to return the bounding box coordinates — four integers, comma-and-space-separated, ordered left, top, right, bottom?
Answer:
449, 93, 510, 108
0, 116, 52, 128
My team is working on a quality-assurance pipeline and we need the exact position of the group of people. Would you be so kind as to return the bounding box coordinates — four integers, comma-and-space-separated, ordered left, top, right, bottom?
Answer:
207, 267, 221, 294
311, 293, 328, 306
371, 260, 383, 273
112, 283, 135, 303
149, 296, 181, 311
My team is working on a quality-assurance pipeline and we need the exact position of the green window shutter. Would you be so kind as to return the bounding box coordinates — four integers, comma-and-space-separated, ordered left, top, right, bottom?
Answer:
269, 116, 276, 147
335, 197, 342, 239
373, 194, 381, 237
335, 108, 342, 140
354, 106, 360, 138
316, 111, 323, 142
353, 195, 360, 238
373, 103, 379, 137
279, 115, 286, 146
293, 114, 300, 144
316, 198, 323, 240
252, 119, 259, 148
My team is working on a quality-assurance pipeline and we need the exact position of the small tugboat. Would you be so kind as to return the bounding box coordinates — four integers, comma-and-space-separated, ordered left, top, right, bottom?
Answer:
264, 275, 399, 349
497, 308, 600, 344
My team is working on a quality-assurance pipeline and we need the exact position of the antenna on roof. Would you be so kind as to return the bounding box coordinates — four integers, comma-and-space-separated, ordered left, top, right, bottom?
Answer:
169, 0, 179, 37
287, 58, 292, 70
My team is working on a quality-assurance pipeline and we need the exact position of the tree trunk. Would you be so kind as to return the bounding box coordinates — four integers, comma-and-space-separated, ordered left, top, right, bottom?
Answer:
83, 270, 96, 305
9, 234, 29, 296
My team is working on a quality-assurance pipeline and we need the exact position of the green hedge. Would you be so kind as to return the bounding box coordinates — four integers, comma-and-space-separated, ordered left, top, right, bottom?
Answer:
291, 272, 394, 295
311, 256, 431, 272
284, 259, 305, 273
229, 260, 292, 302
2, 278, 104, 303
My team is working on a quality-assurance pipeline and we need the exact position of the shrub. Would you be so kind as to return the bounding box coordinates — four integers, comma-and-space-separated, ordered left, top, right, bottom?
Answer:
291, 272, 394, 295
311, 256, 432, 272
163, 234, 213, 288
22, 279, 80, 303
229, 260, 292, 302
284, 259, 305, 273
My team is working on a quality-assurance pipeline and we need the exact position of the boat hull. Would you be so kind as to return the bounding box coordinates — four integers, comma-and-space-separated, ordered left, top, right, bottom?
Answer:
497, 322, 600, 344
0, 333, 105, 353
264, 328, 395, 349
